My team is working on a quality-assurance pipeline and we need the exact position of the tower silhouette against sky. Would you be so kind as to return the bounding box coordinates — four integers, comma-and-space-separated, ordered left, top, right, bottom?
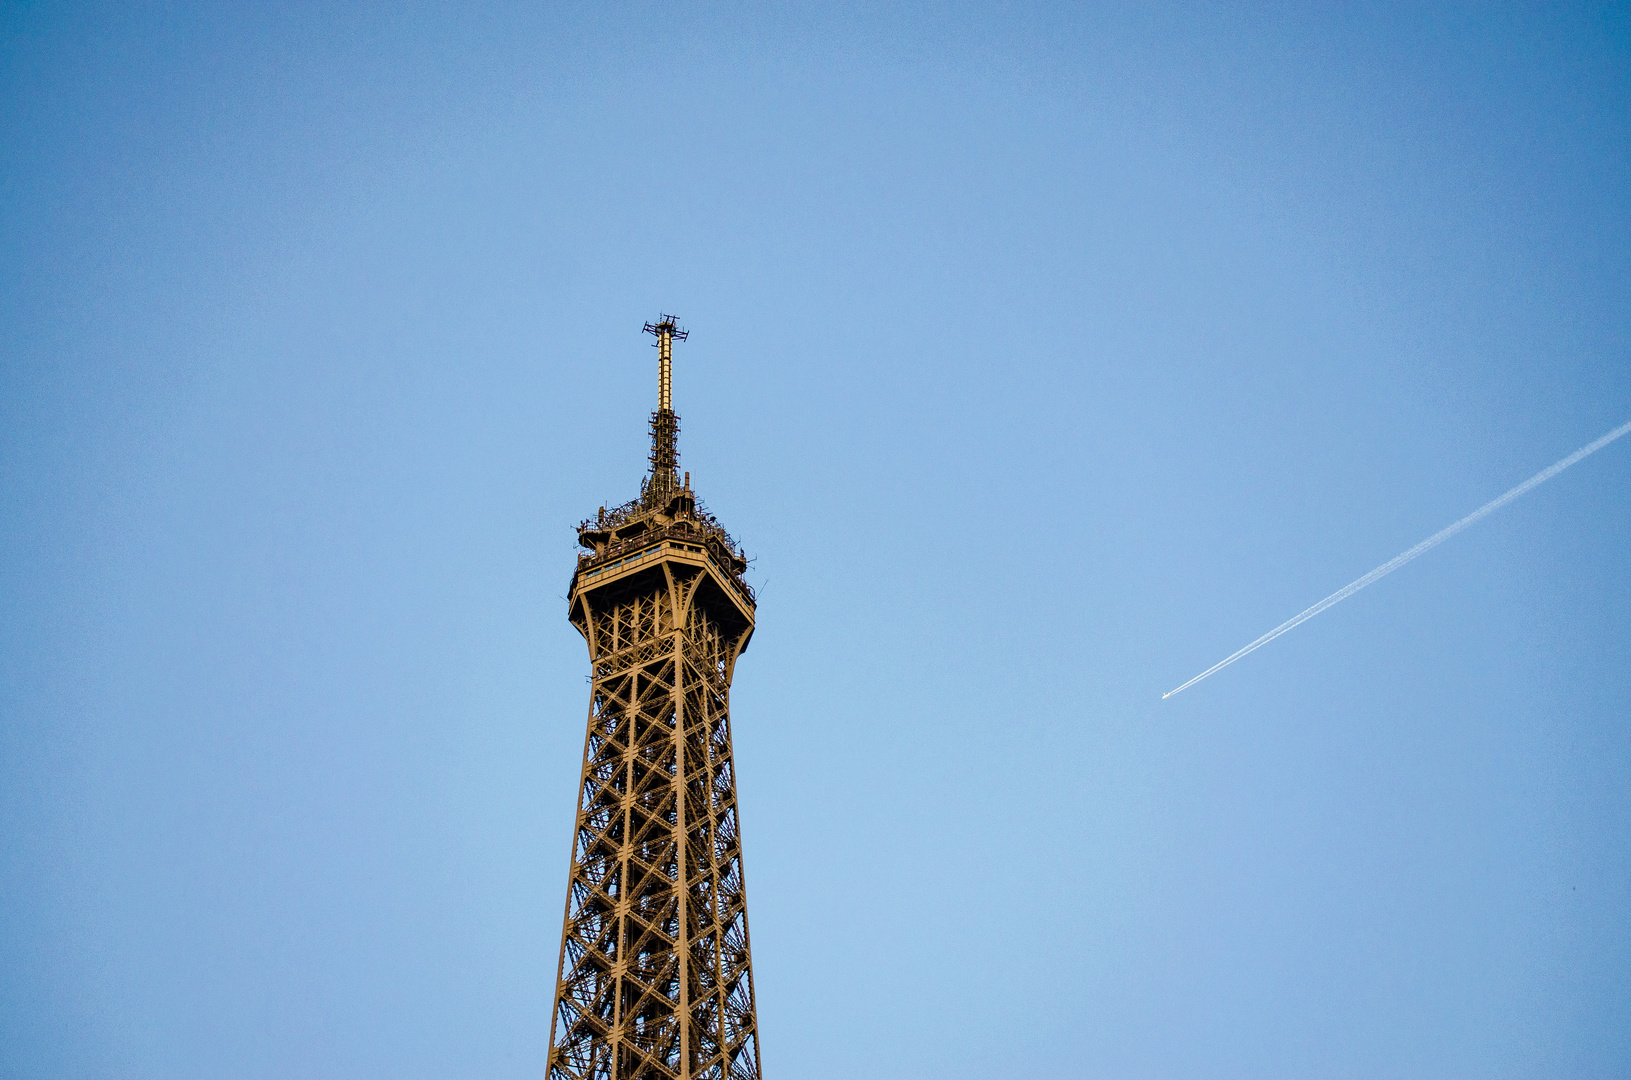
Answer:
548, 318, 763, 1080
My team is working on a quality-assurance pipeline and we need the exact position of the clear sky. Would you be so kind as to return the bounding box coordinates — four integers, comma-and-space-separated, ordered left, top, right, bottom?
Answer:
3, 3, 1629, 1077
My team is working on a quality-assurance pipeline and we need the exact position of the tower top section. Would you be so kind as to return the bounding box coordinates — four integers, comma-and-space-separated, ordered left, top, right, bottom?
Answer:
571, 316, 753, 614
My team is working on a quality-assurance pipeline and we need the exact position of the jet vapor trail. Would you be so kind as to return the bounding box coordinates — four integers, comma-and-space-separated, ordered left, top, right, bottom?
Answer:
1163, 418, 1631, 700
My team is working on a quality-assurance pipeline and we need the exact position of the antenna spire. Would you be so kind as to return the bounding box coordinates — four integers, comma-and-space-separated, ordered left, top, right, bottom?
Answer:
642, 315, 687, 503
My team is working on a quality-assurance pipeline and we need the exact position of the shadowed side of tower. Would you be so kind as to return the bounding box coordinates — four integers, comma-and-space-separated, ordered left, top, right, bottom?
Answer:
548, 318, 764, 1080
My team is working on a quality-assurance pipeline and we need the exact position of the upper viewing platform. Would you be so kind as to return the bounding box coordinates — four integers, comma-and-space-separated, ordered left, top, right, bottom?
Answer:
572, 482, 754, 610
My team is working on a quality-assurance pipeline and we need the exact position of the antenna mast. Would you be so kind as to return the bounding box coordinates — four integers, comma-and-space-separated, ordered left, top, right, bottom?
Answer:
642, 314, 688, 503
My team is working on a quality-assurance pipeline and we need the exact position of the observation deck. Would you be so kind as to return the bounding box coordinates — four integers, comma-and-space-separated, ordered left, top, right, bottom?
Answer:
568, 482, 755, 637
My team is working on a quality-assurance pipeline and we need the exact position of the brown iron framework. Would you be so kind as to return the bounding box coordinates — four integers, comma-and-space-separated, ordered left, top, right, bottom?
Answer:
549, 317, 763, 1080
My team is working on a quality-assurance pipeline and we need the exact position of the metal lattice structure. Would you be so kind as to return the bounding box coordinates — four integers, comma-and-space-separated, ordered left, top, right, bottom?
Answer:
549, 317, 763, 1080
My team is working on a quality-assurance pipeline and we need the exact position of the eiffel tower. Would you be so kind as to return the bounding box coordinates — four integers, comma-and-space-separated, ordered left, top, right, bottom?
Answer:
548, 317, 764, 1079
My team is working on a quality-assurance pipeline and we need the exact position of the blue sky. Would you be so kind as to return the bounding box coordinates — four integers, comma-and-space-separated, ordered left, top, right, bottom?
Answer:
3, 3, 1629, 1076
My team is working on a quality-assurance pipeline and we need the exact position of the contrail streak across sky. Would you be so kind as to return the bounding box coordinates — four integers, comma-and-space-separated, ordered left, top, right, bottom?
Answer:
1163, 418, 1631, 700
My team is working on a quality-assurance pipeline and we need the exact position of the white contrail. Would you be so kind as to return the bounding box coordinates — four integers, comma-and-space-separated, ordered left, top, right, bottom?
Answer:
1163, 418, 1631, 700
